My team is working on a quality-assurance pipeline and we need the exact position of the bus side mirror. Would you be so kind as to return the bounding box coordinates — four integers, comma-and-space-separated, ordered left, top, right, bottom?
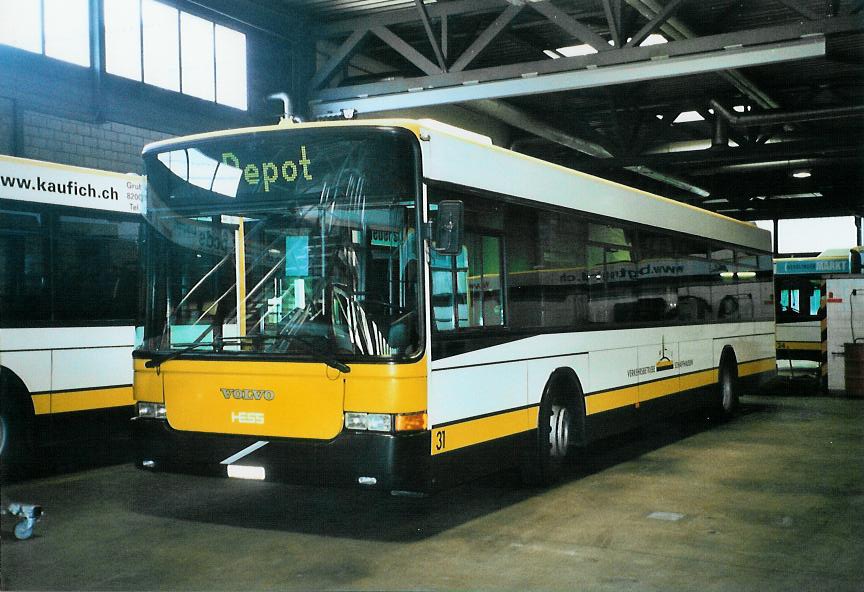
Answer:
432, 200, 464, 256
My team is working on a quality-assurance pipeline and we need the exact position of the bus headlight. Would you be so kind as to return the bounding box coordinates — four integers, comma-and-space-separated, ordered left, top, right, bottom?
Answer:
137, 402, 166, 419
344, 411, 427, 432
344, 412, 392, 432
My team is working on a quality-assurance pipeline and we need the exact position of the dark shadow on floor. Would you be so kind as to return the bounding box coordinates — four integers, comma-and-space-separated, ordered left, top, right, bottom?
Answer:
130, 403, 778, 542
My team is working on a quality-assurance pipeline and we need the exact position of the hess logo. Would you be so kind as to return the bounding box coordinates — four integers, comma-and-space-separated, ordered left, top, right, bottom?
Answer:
220, 388, 275, 401
232, 412, 264, 425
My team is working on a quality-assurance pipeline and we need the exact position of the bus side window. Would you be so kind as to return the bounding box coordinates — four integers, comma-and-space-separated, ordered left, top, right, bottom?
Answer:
0, 208, 49, 323
465, 232, 503, 327
430, 247, 468, 331
54, 215, 140, 322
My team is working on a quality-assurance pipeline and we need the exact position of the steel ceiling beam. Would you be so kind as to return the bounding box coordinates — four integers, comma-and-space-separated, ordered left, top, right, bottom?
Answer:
309, 36, 825, 117
528, 1, 612, 52
450, 4, 523, 73
601, 0, 623, 48
309, 29, 369, 90
776, 0, 820, 20
623, 0, 688, 48
310, 16, 859, 105
317, 0, 508, 37
413, 0, 447, 72
370, 26, 443, 76
622, 0, 779, 109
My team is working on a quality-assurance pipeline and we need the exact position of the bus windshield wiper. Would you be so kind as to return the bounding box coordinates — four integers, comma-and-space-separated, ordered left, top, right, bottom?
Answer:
144, 337, 248, 369
260, 332, 351, 374
145, 335, 350, 374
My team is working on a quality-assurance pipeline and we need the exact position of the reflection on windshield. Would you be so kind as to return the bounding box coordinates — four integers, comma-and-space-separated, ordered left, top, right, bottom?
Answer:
142, 129, 421, 361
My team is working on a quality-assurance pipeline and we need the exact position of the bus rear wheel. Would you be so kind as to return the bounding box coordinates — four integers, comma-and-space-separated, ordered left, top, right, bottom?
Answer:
714, 358, 739, 421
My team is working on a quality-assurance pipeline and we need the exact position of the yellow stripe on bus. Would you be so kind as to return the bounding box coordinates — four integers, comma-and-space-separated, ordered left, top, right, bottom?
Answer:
680, 368, 718, 392
776, 341, 822, 351
31, 393, 51, 415
738, 358, 776, 377
585, 385, 638, 415
32, 386, 135, 415
431, 406, 538, 456
586, 361, 771, 417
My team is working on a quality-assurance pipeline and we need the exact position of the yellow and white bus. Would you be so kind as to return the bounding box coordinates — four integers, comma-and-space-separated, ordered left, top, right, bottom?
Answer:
0, 155, 143, 476
775, 248, 864, 390
132, 119, 775, 491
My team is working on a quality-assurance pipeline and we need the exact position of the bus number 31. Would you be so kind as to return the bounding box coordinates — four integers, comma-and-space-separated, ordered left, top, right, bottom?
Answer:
435, 429, 446, 451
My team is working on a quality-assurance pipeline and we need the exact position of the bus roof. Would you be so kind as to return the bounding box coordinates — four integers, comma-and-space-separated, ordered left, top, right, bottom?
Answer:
143, 118, 770, 252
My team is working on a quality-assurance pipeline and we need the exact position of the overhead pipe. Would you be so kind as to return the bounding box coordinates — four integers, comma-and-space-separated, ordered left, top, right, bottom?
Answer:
267, 92, 303, 122
710, 99, 864, 126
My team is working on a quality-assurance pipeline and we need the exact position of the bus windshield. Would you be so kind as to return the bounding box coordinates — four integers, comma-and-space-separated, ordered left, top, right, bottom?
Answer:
140, 127, 422, 362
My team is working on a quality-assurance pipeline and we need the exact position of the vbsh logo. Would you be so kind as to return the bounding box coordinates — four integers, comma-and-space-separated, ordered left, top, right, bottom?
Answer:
220, 388, 275, 401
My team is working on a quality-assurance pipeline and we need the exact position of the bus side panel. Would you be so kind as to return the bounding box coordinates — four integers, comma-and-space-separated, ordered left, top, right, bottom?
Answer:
713, 323, 776, 390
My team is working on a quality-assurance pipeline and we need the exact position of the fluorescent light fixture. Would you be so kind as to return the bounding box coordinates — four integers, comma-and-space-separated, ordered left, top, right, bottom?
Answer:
792, 170, 812, 179
227, 465, 265, 480
673, 111, 705, 123
556, 43, 597, 57
640, 34, 668, 46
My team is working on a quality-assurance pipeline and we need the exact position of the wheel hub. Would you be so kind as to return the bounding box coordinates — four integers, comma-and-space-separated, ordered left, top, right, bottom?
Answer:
549, 404, 570, 458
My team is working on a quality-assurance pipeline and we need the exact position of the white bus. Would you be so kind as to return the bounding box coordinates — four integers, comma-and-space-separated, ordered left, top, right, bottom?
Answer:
132, 119, 775, 491
0, 155, 143, 476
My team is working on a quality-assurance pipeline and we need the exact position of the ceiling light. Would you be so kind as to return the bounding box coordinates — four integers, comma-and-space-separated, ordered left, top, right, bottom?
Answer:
792, 170, 812, 179
673, 111, 704, 123
640, 34, 668, 46
556, 44, 598, 57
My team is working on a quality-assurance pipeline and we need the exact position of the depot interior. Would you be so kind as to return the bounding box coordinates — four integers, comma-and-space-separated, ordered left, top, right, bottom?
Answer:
0, 1, 863, 590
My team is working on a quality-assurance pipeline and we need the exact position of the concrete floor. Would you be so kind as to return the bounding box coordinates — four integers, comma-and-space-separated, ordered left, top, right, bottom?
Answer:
2, 392, 863, 591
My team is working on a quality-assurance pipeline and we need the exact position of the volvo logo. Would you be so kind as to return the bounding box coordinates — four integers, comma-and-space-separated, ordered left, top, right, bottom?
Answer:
221, 388, 275, 401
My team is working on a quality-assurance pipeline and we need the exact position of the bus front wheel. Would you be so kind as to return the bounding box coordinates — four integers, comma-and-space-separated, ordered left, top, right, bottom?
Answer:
523, 376, 580, 486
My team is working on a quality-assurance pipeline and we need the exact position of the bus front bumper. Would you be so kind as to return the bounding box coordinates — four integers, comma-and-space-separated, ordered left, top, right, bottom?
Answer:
132, 418, 431, 492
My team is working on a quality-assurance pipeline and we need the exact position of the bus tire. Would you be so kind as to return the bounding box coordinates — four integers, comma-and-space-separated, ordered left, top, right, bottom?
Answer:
522, 371, 582, 486
0, 370, 36, 482
714, 351, 739, 421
